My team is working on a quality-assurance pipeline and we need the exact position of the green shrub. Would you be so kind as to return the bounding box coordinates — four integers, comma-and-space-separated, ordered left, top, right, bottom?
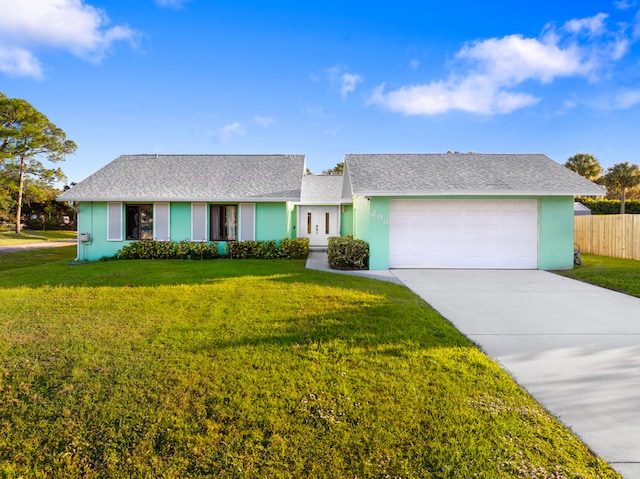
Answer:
117, 238, 308, 260
117, 240, 222, 260
228, 240, 263, 259
327, 236, 369, 270
576, 198, 640, 214
278, 238, 309, 259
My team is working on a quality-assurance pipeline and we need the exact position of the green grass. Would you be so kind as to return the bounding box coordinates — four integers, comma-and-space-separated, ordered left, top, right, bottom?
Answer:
0, 251, 620, 478
557, 254, 640, 298
0, 229, 76, 246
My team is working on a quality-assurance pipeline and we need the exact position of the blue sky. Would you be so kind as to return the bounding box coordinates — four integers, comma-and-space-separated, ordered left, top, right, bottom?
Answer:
1, 0, 639, 184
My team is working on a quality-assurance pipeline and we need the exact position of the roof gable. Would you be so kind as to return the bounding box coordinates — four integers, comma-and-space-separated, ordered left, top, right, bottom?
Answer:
58, 154, 306, 202
300, 175, 343, 204
344, 153, 605, 197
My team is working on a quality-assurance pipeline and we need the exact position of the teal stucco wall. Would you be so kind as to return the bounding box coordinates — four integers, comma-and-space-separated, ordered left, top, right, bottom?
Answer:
367, 197, 391, 270
340, 204, 353, 236
349, 196, 576, 271
256, 203, 289, 240
352, 196, 370, 241
78, 202, 126, 260
77, 201, 293, 261
170, 202, 192, 241
351, 196, 391, 270
538, 196, 575, 270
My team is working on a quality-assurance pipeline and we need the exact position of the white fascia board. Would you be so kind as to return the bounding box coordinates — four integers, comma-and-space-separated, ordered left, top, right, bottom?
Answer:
60, 196, 301, 203
295, 201, 343, 206
353, 189, 605, 197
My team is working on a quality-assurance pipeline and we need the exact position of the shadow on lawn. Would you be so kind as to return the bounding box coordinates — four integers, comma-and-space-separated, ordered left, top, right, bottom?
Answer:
1, 251, 394, 294
1, 252, 471, 351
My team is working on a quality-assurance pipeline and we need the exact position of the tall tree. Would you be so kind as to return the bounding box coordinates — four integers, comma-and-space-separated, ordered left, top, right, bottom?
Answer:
321, 162, 344, 175
564, 153, 602, 181
601, 162, 640, 214
0, 92, 76, 232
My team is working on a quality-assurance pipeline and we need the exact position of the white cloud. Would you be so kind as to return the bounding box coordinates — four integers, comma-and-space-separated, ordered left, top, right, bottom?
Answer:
370, 13, 636, 116
369, 78, 539, 116
0, 47, 43, 79
253, 115, 276, 127
457, 34, 588, 84
325, 65, 363, 98
409, 58, 420, 70
615, 0, 636, 10
156, 0, 190, 9
0, 0, 139, 78
563, 13, 609, 36
615, 89, 640, 108
216, 122, 246, 142
340, 72, 363, 98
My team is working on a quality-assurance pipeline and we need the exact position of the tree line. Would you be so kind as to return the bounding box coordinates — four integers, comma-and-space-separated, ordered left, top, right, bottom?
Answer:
564, 153, 640, 214
1, 92, 76, 233
3, 89, 639, 235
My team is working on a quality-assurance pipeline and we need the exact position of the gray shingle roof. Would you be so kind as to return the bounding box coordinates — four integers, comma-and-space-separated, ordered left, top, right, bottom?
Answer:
58, 154, 306, 202
344, 153, 605, 197
300, 175, 344, 204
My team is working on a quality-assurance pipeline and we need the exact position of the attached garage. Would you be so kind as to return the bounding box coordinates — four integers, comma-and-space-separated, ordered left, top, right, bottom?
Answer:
389, 199, 539, 269
341, 153, 606, 270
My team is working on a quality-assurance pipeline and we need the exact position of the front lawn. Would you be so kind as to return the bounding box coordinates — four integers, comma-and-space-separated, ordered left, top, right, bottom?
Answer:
0, 251, 620, 478
557, 254, 640, 298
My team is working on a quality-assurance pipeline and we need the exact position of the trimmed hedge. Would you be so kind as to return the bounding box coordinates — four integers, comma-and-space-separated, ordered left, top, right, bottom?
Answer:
117, 238, 309, 260
228, 238, 309, 259
576, 198, 640, 215
117, 240, 223, 260
327, 236, 369, 270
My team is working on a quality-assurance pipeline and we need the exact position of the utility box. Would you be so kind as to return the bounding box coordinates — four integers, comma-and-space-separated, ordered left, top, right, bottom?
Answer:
79, 233, 91, 242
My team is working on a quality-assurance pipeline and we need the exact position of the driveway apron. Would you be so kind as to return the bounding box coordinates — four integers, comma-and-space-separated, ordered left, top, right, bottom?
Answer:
392, 269, 640, 479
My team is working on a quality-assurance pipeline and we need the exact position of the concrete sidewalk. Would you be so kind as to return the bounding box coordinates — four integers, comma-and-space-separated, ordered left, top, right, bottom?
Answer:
0, 239, 76, 253
305, 249, 404, 284
393, 269, 640, 479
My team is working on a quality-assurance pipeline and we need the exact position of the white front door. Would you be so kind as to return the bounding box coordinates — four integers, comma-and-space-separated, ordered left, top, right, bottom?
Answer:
299, 206, 339, 247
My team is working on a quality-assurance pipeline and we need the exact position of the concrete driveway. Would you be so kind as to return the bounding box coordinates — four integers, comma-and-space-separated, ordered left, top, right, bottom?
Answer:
392, 269, 640, 479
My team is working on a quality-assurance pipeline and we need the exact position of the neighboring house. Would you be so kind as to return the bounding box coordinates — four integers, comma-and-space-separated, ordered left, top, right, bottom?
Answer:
574, 202, 592, 216
58, 152, 604, 270
57, 154, 306, 260
342, 153, 604, 270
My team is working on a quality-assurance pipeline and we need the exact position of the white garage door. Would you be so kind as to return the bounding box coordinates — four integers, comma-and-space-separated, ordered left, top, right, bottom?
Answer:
389, 199, 538, 269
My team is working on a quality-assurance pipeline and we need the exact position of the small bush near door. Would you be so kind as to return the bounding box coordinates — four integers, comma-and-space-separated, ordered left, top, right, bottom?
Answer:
328, 236, 369, 270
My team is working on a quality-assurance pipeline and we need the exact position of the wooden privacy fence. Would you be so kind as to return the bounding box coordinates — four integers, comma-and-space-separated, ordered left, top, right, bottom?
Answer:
574, 215, 640, 260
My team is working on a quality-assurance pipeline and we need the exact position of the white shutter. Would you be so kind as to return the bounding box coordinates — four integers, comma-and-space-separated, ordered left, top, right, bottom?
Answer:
191, 203, 208, 242
154, 203, 170, 240
239, 203, 255, 241
107, 202, 122, 241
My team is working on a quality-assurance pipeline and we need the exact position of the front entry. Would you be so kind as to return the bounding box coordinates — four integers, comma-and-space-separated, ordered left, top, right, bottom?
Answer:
299, 206, 339, 247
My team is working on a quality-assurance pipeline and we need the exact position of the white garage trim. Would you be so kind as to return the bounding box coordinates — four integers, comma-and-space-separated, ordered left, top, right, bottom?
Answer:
389, 199, 539, 269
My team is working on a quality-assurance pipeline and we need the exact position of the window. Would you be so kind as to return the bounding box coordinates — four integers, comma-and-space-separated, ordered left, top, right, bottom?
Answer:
126, 204, 153, 240
210, 205, 237, 241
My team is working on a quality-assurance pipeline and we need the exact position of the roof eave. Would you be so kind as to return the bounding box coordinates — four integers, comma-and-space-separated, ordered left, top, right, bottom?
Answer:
57, 196, 301, 203
352, 189, 606, 197
296, 201, 343, 206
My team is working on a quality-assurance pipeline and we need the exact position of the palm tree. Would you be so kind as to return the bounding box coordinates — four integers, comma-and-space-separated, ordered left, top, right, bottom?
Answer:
601, 162, 640, 214
564, 153, 602, 181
